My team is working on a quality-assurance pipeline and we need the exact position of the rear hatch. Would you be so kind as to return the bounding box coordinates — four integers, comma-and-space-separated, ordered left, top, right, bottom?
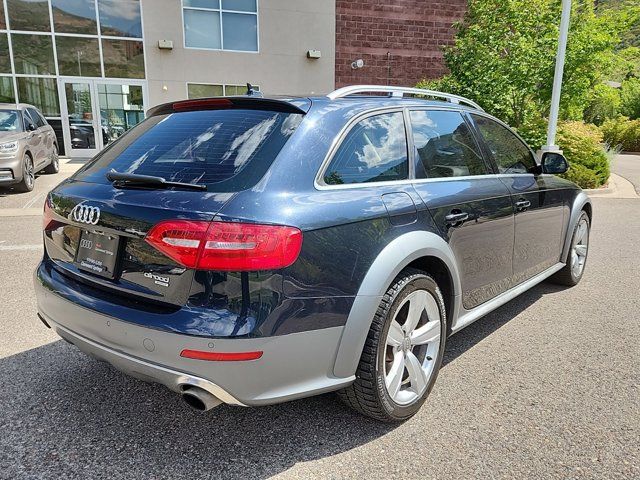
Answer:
43, 97, 307, 307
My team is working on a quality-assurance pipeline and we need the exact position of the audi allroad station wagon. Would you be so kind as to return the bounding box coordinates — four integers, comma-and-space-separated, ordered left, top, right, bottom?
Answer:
0, 103, 60, 192
34, 86, 592, 422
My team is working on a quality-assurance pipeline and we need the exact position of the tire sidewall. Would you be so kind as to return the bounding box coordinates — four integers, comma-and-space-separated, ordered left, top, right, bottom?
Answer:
374, 274, 446, 420
21, 154, 34, 192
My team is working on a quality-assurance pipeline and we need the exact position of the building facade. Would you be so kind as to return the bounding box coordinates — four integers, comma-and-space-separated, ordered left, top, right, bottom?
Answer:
0, 0, 461, 159
0, 0, 335, 157
335, 0, 466, 87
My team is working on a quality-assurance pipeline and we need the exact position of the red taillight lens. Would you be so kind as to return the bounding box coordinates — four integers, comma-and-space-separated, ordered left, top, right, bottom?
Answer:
144, 220, 303, 271
43, 196, 54, 230
180, 349, 263, 361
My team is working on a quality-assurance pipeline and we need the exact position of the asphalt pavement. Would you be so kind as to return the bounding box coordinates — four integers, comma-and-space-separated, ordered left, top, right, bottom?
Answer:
0, 166, 638, 479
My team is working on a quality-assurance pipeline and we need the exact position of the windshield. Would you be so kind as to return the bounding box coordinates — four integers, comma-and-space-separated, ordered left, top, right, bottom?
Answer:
0, 110, 22, 132
75, 109, 303, 192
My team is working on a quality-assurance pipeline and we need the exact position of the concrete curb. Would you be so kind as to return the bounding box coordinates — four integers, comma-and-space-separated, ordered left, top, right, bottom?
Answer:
586, 173, 639, 199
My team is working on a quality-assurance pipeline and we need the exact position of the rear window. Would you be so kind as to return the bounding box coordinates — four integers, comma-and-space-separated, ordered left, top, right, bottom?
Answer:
75, 109, 303, 192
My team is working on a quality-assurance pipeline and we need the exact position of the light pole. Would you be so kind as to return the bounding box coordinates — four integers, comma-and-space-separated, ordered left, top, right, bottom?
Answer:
540, 0, 572, 155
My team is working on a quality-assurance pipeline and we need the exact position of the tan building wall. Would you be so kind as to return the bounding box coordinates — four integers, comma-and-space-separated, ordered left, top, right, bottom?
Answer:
141, 0, 336, 107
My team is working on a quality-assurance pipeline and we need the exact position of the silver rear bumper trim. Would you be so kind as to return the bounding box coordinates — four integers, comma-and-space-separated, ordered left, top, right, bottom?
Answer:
48, 318, 246, 406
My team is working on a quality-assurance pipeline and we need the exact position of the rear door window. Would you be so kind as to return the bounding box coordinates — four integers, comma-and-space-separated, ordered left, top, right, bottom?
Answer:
27, 108, 46, 128
410, 110, 488, 178
323, 111, 408, 185
75, 109, 303, 192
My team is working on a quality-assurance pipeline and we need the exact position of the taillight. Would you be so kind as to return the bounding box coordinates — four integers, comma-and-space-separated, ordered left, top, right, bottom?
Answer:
43, 196, 54, 230
144, 220, 303, 271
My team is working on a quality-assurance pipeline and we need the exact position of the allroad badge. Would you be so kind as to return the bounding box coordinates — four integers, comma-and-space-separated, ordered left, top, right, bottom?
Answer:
70, 203, 101, 225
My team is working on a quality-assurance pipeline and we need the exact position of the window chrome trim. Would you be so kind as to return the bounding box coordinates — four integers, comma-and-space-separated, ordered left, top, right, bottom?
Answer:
314, 104, 539, 191
314, 106, 410, 190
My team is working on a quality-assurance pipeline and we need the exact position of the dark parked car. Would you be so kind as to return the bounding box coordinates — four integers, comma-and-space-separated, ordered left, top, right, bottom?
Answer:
35, 86, 591, 422
0, 103, 59, 192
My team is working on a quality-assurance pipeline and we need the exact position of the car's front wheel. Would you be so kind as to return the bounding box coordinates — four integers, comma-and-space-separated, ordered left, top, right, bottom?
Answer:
549, 211, 590, 286
338, 269, 446, 422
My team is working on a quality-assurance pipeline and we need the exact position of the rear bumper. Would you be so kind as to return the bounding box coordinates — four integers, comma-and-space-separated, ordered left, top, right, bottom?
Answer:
34, 267, 354, 407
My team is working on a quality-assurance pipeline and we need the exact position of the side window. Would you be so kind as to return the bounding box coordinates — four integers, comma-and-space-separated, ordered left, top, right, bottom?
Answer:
472, 114, 536, 174
410, 110, 487, 178
22, 109, 34, 130
323, 112, 408, 185
28, 108, 46, 128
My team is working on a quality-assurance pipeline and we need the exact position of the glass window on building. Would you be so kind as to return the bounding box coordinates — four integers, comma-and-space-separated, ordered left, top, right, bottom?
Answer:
97, 0, 142, 38
0, 77, 15, 103
16, 77, 60, 116
101, 39, 145, 79
188, 83, 224, 98
224, 84, 258, 96
7, 0, 51, 32
12, 34, 56, 75
0, 34, 11, 74
52, 0, 98, 35
98, 83, 144, 145
0, 3, 6, 29
183, 0, 258, 52
56, 36, 101, 77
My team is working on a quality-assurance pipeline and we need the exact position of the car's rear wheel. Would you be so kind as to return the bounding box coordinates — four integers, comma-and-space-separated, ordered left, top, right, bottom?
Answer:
44, 144, 59, 174
15, 153, 35, 193
549, 211, 590, 286
337, 269, 446, 422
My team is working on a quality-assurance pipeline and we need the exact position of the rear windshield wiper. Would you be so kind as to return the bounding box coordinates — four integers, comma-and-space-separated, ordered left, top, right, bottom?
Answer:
106, 171, 207, 191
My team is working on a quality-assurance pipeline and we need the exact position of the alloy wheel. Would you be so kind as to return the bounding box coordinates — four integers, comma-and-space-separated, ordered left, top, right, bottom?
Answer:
24, 156, 34, 189
384, 289, 442, 405
571, 217, 589, 278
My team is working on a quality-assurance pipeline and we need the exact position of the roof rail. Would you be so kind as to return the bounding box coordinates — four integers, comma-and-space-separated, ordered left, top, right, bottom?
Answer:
326, 85, 484, 111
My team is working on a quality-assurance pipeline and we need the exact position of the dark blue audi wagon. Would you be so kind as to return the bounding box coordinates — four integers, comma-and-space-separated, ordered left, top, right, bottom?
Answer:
35, 85, 591, 422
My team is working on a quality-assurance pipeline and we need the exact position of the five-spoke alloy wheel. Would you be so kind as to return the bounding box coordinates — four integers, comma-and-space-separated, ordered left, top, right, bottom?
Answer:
550, 210, 590, 286
338, 269, 446, 422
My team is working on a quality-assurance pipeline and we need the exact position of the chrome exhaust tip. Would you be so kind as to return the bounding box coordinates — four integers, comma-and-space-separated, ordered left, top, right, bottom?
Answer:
181, 386, 222, 412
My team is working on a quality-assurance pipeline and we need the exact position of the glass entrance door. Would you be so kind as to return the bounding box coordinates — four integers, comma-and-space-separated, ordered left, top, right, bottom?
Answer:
62, 81, 101, 158
60, 79, 147, 158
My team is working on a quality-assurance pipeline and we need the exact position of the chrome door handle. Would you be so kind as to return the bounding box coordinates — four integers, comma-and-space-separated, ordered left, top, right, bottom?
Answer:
445, 211, 469, 226
515, 199, 531, 211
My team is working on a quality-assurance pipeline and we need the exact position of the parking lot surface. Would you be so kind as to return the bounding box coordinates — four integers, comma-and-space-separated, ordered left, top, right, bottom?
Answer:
0, 170, 638, 479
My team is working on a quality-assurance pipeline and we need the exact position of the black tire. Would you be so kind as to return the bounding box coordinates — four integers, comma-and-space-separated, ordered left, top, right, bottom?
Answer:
44, 144, 59, 174
337, 268, 447, 422
15, 153, 35, 193
549, 211, 590, 286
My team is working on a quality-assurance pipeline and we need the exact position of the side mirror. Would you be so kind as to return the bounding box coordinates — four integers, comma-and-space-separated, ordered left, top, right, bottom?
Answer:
27, 123, 37, 132
540, 151, 568, 174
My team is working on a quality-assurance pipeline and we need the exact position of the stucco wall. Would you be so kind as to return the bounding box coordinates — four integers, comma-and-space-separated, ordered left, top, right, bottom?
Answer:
141, 0, 336, 107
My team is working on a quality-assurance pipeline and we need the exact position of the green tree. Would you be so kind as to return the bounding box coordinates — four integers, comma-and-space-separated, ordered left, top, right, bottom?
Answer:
417, 0, 625, 127
620, 77, 640, 119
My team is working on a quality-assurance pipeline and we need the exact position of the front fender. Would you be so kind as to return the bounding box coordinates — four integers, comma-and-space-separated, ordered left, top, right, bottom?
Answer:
560, 191, 591, 263
332, 230, 461, 378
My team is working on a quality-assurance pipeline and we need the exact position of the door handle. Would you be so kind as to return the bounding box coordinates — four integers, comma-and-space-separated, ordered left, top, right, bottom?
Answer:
515, 199, 531, 211
445, 210, 470, 226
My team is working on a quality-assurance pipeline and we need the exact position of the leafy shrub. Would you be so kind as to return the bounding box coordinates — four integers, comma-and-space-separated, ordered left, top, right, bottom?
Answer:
556, 121, 610, 187
602, 116, 640, 151
620, 78, 640, 119
562, 163, 600, 189
584, 83, 621, 125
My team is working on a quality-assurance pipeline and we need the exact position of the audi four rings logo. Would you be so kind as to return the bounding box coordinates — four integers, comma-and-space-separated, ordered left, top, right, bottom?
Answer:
70, 204, 101, 225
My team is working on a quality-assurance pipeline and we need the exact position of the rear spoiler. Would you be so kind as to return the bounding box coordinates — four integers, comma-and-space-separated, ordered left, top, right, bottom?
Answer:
147, 96, 308, 117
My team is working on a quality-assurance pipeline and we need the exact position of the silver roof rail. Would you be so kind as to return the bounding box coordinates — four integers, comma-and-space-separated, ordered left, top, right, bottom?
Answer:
326, 85, 484, 111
